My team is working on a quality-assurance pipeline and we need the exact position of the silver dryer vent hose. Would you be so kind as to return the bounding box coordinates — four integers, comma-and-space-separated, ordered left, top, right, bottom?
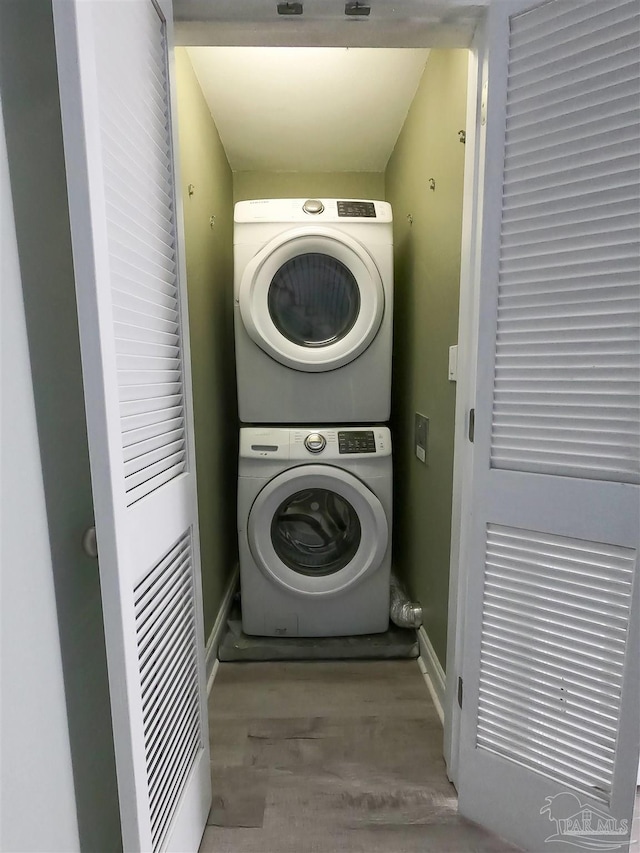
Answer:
389, 573, 423, 629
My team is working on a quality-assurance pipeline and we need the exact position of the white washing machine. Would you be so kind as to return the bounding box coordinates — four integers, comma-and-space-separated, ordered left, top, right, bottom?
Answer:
238, 425, 392, 637
234, 199, 393, 424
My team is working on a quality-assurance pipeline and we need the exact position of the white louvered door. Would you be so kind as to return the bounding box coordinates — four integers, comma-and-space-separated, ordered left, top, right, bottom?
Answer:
457, 2, 639, 851
52, 1, 211, 851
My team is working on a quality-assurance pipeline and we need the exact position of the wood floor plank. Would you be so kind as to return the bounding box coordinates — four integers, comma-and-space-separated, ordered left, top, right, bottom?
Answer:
210, 660, 439, 720
207, 765, 268, 828
201, 661, 522, 853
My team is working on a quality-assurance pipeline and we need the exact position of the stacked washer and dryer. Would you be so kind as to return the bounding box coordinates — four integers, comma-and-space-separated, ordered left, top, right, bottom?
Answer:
234, 198, 394, 637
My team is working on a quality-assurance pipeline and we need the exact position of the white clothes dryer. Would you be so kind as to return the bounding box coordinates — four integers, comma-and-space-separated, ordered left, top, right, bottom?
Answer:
234, 199, 393, 424
238, 426, 392, 637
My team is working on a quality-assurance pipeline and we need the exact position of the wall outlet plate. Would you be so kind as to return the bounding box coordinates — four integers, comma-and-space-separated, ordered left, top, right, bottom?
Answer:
415, 413, 428, 464
449, 345, 458, 382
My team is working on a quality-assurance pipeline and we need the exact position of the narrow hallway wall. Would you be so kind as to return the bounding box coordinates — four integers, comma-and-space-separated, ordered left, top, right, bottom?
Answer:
0, 2, 122, 848
175, 50, 237, 639
385, 49, 468, 670
1, 90, 81, 853
233, 172, 384, 203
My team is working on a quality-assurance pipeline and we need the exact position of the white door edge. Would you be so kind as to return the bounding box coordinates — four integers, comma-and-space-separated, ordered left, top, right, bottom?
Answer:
443, 22, 486, 788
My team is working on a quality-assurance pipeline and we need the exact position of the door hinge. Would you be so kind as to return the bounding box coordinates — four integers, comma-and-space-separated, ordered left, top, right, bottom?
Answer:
468, 408, 475, 443
457, 676, 463, 708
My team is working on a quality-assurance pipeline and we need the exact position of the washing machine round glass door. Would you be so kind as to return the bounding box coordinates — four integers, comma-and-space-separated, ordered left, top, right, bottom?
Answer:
248, 465, 388, 596
239, 227, 384, 373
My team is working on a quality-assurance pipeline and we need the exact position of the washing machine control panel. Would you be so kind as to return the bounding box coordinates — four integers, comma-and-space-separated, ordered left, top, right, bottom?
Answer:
241, 427, 391, 460
338, 430, 376, 454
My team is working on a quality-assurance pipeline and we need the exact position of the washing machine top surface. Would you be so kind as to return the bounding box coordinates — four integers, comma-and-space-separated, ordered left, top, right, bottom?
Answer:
235, 198, 392, 226
240, 426, 391, 465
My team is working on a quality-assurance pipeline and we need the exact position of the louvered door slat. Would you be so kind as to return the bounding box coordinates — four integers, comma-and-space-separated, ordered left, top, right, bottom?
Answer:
119, 367, 182, 386
103, 154, 173, 213
142, 640, 196, 723
479, 700, 614, 760
101, 120, 173, 196
113, 308, 178, 336
140, 607, 193, 693
112, 276, 178, 310
505, 130, 639, 176
145, 659, 197, 751
117, 352, 181, 370
122, 416, 184, 446
485, 575, 629, 624
102, 106, 173, 175
509, 81, 638, 133
120, 393, 182, 418
134, 531, 202, 851
119, 382, 182, 404
94, 0, 188, 510
481, 651, 623, 709
478, 673, 622, 727
114, 321, 179, 347
135, 537, 189, 612
510, 59, 634, 115
110, 237, 177, 283
117, 339, 180, 358
137, 557, 191, 641
503, 170, 638, 209
113, 291, 178, 321
489, 0, 640, 485
121, 403, 183, 431
485, 556, 632, 598
108, 219, 178, 270
476, 524, 634, 805
510, 16, 638, 78
481, 658, 623, 718
105, 176, 175, 238
511, 0, 635, 48
147, 683, 198, 782
503, 186, 638, 223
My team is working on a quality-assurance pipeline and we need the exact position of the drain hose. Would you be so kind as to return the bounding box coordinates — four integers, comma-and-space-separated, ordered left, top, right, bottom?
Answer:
389, 573, 423, 629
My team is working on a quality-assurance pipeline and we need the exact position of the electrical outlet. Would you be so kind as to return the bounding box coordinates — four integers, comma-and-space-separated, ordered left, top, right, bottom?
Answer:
415, 413, 428, 464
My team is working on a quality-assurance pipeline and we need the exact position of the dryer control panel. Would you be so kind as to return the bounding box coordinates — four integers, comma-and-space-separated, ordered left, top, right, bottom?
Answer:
337, 201, 376, 218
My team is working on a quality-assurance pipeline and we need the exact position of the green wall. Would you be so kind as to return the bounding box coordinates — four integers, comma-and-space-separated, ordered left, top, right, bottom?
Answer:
385, 50, 468, 669
175, 49, 237, 639
233, 171, 384, 203
176, 48, 468, 667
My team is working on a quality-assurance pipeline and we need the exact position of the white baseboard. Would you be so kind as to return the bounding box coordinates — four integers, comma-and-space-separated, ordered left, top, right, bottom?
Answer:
205, 566, 239, 695
417, 625, 446, 725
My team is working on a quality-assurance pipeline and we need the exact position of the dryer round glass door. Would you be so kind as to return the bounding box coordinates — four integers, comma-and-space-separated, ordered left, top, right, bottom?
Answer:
268, 254, 360, 348
248, 465, 388, 597
239, 227, 384, 372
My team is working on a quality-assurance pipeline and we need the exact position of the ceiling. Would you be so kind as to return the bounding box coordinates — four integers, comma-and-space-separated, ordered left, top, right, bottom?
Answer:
186, 47, 431, 173
174, 1, 485, 48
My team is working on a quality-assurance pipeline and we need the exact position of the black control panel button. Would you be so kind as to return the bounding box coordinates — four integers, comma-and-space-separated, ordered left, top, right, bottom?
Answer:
338, 430, 376, 454
337, 201, 376, 218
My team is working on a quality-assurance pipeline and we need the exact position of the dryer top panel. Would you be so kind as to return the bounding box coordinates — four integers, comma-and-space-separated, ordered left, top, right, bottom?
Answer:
240, 426, 392, 461
234, 198, 392, 225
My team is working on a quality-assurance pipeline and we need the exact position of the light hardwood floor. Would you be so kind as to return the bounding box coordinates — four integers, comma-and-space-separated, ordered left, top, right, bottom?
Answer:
199, 660, 521, 853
